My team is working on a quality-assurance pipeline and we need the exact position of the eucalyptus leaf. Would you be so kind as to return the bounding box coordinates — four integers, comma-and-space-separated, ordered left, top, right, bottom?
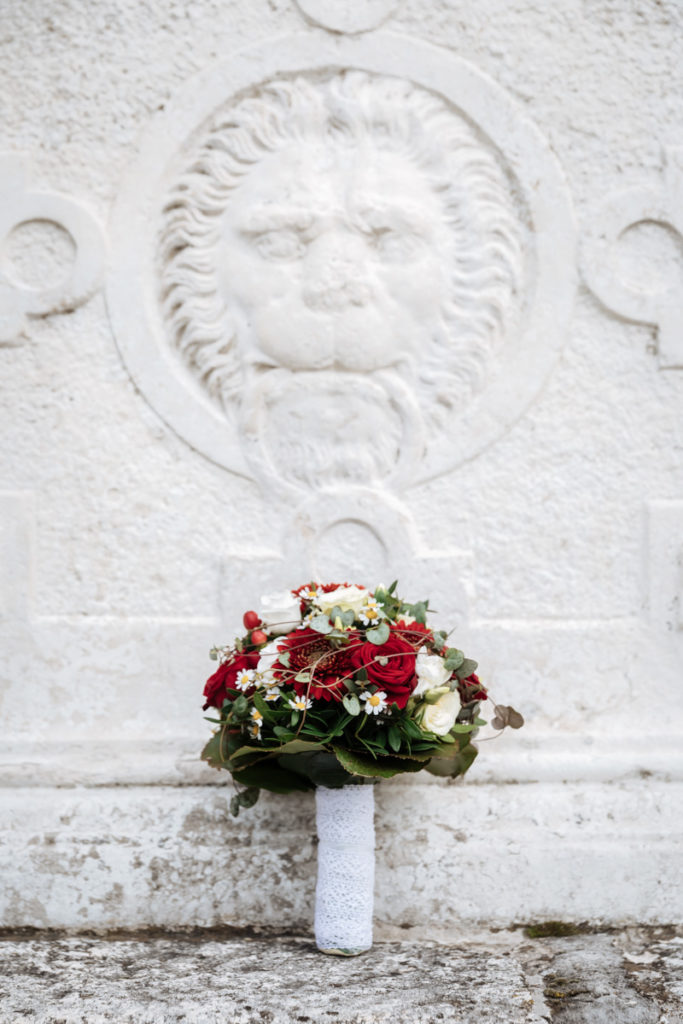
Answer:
411, 601, 428, 624
278, 651, 291, 668
455, 658, 478, 680
310, 614, 333, 635
444, 648, 465, 671
366, 621, 390, 645
341, 609, 356, 626
233, 695, 249, 719
342, 693, 361, 716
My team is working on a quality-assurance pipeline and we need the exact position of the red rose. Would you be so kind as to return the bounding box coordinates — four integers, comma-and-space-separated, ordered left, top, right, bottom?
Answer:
202, 654, 252, 710
282, 627, 358, 702
351, 630, 418, 709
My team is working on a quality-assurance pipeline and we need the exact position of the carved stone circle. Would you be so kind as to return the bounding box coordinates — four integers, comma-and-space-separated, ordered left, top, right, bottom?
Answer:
107, 34, 576, 492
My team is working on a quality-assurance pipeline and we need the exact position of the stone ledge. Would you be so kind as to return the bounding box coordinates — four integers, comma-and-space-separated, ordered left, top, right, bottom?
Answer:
0, 928, 681, 1024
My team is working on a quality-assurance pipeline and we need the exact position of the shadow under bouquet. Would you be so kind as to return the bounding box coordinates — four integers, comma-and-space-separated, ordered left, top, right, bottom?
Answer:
201, 581, 522, 812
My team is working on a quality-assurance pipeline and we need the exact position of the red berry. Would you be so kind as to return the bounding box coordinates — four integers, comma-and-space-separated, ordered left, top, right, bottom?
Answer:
250, 629, 268, 647
243, 610, 261, 630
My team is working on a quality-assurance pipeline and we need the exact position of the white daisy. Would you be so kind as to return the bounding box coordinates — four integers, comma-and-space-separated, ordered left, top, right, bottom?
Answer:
299, 584, 320, 602
360, 690, 388, 715
358, 601, 383, 627
288, 696, 312, 711
250, 708, 263, 724
298, 610, 316, 629
263, 686, 281, 702
248, 721, 262, 740
235, 668, 257, 692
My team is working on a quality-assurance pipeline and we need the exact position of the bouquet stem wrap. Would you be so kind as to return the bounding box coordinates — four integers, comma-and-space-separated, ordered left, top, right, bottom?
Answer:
314, 784, 375, 956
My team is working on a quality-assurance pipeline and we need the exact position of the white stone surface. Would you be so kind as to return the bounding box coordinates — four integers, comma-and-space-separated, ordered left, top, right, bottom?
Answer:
0, 930, 681, 1024
0, 0, 683, 933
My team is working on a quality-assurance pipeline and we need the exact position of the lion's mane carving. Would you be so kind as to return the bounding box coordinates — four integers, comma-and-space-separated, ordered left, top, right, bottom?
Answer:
159, 71, 524, 429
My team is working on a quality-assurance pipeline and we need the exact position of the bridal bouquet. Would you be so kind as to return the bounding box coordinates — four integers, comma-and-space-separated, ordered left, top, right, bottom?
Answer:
201, 581, 523, 814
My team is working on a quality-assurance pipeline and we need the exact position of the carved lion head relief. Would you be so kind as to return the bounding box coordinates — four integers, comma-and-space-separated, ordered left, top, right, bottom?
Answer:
158, 71, 524, 482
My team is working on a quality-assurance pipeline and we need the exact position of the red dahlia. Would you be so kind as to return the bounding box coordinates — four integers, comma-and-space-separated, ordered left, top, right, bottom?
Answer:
282, 628, 359, 702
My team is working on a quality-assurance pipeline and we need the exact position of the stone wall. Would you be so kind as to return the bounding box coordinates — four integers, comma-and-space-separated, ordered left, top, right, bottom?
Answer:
1, 0, 682, 931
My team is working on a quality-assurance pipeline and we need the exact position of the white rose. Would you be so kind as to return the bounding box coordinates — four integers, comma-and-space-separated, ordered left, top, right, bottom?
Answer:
312, 585, 371, 617
255, 637, 283, 686
420, 691, 462, 736
413, 649, 452, 697
258, 590, 302, 636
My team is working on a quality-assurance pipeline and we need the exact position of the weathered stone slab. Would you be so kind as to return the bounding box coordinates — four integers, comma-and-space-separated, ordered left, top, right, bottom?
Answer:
0, 930, 681, 1024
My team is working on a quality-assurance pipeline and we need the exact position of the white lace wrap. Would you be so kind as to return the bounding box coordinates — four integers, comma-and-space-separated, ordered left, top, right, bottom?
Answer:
314, 784, 375, 954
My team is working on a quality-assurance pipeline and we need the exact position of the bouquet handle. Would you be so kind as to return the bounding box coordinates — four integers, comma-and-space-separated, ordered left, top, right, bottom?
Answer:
314, 783, 375, 956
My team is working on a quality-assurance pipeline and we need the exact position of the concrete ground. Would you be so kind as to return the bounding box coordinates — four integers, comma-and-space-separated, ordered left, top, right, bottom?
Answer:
0, 927, 682, 1024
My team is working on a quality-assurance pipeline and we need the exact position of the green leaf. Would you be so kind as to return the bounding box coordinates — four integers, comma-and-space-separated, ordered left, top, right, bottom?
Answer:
455, 658, 478, 680
388, 724, 401, 752
473, 717, 487, 727
374, 729, 387, 749
278, 651, 291, 668
402, 718, 426, 741
366, 621, 390, 645
233, 695, 249, 719
332, 745, 426, 779
237, 787, 260, 809
252, 692, 277, 721
232, 760, 314, 793
273, 726, 296, 742
411, 601, 428, 624
444, 648, 465, 671
310, 614, 333, 635
424, 743, 478, 779
229, 795, 240, 817
201, 732, 227, 767
341, 609, 355, 626
278, 751, 353, 789
388, 580, 398, 595
294, 670, 311, 683
342, 693, 361, 717
451, 723, 476, 733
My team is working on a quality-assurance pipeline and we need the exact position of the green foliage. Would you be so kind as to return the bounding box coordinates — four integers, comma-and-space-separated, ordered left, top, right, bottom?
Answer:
332, 745, 426, 779
342, 693, 361, 716
366, 621, 390, 644
424, 734, 479, 779
232, 760, 314, 793
443, 648, 465, 672
232, 695, 249, 719
387, 723, 401, 752
455, 658, 478, 679
309, 613, 333, 634
278, 750, 353, 789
